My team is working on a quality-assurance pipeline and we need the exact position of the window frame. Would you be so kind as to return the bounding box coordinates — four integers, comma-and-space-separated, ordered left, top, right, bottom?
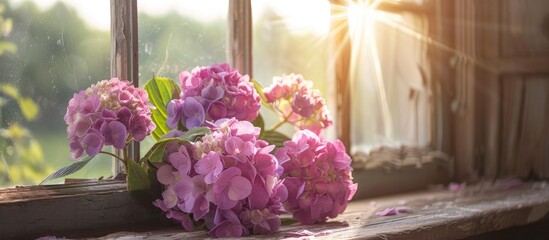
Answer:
339, 0, 437, 159
1, 0, 239, 238
0, 0, 450, 238
111, 0, 140, 177
330, 0, 452, 198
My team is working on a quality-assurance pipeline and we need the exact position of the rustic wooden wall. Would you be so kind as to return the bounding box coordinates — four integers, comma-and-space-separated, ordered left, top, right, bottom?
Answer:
435, 0, 549, 181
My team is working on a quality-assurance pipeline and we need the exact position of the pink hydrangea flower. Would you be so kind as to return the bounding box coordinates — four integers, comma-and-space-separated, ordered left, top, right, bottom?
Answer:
153, 119, 287, 237
277, 130, 357, 224
167, 63, 261, 130
263, 74, 332, 135
65, 78, 155, 159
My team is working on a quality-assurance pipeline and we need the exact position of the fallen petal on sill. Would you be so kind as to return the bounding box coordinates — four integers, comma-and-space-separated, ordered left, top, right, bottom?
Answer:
36, 236, 63, 240
502, 178, 525, 189
448, 182, 466, 192
285, 229, 334, 237
375, 207, 411, 216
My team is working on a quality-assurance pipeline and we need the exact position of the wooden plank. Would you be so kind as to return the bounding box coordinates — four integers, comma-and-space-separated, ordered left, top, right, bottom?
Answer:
111, 0, 140, 171
474, 0, 502, 180
453, 0, 478, 181
228, 0, 252, 76
0, 180, 126, 203
95, 181, 549, 240
0, 181, 164, 239
499, 77, 524, 177
330, 0, 352, 153
514, 78, 549, 177
3, 180, 548, 240
488, 57, 549, 74
431, 0, 456, 160
500, 0, 549, 58
352, 161, 450, 199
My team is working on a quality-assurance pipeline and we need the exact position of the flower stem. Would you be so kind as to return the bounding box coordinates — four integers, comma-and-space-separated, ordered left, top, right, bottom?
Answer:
268, 114, 291, 132
99, 151, 126, 164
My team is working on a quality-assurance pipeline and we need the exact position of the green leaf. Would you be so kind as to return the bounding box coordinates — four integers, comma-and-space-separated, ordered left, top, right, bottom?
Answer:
0, 84, 20, 100
250, 78, 274, 111
181, 127, 211, 142
144, 77, 181, 140
2, 18, 13, 35
142, 140, 165, 163
0, 84, 40, 121
127, 159, 163, 209
261, 130, 290, 148
127, 159, 151, 192
142, 128, 210, 164
252, 113, 265, 133
39, 155, 95, 184
18, 97, 39, 121
142, 140, 171, 164
280, 217, 299, 225
0, 41, 16, 55
142, 138, 186, 163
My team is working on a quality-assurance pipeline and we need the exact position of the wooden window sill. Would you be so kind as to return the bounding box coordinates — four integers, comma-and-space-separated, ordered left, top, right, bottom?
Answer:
0, 180, 163, 239
96, 181, 549, 239
2, 179, 548, 239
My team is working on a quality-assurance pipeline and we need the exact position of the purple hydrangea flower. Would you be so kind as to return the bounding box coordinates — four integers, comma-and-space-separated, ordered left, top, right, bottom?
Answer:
278, 130, 358, 224
65, 78, 155, 159
153, 119, 287, 237
195, 151, 223, 184
213, 167, 252, 210
166, 63, 261, 130
182, 97, 206, 129
263, 74, 332, 135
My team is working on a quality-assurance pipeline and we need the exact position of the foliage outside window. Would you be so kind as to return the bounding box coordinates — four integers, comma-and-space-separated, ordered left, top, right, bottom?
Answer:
0, 0, 230, 187
0, 1, 112, 186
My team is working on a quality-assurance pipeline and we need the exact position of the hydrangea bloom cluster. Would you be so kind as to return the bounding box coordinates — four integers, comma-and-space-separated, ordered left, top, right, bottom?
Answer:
153, 118, 287, 237
64, 78, 155, 159
166, 63, 261, 130
276, 130, 357, 224
263, 74, 332, 135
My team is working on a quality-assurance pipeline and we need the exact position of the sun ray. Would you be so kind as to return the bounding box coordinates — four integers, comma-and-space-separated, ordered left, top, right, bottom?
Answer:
369, 9, 498, 73
346, 0, 395, 139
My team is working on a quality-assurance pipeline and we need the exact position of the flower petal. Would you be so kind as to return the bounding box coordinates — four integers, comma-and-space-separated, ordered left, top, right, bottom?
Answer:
81, 129, 104, 156
228, 176, 252, 201
157, 165, 176, 185
202, 84, 224, 101
248, 176, 270, 210
375, 207, 411, 216
166, 99, 183, 129
195, 151, 222, 184
208, 220, 245, 237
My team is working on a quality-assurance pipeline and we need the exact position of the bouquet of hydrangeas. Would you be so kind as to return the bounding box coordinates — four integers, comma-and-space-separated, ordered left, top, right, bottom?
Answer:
63, 78, 155, 164
49, 63, 357, 237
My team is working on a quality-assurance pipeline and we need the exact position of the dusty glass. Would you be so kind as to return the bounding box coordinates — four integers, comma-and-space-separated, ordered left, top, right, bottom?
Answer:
0, 0, 111, 186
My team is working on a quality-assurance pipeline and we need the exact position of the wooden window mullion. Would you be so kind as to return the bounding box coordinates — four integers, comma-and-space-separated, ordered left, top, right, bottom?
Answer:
110, 0, 139, 175
228, 0, 253, 76
330, 0, 352, 153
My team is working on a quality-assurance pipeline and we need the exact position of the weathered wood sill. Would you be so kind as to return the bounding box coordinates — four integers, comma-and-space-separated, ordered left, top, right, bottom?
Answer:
0, 180, 166, 240
1, 180, 548, 239
94, 180, 549, 240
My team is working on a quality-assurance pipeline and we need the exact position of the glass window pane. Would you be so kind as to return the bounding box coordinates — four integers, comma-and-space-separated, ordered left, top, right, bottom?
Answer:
138, 0, 228, 85
252, 0, 333, 137
347, 5, 430, 154
0, 0, 111, 187
137, 0, 228, 154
